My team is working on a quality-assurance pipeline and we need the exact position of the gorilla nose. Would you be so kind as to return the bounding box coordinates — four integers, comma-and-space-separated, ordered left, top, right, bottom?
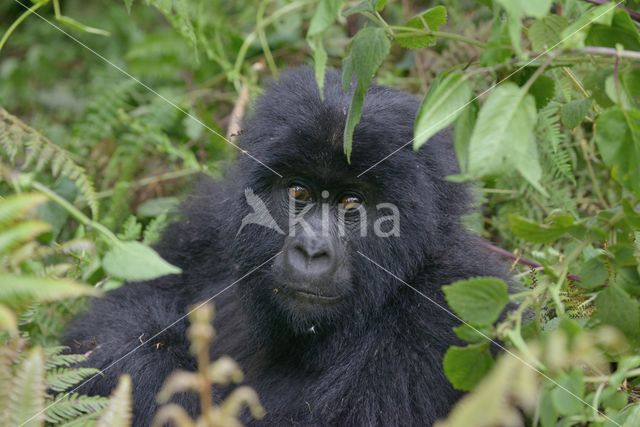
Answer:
285, 234, 336, 278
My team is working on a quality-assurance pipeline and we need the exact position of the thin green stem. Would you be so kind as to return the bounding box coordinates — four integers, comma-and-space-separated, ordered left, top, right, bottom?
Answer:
232, 0, 314, 89
257, 0, 279, 77
32, 181, 119, 244
0, 1, 47, 54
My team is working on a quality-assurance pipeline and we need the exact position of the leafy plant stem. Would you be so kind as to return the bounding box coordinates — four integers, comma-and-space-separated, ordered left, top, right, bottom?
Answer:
31, 181, 118, 244
0, 1, 47, 54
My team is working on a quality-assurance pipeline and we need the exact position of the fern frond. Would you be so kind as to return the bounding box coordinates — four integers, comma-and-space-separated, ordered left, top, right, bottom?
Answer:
47, 367, 101, 392
8, 347, 46, 427
0, 109, 99, 219
45, 393, 108, 424
96, 375, 132, 427
536, 104, 575, 184
44, 348, 88, 370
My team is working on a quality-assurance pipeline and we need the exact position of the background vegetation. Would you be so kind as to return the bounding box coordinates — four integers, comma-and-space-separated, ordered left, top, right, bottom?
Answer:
1, 0, 639, 426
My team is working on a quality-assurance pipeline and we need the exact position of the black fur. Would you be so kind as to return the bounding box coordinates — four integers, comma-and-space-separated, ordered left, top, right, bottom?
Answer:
64, 68, 511, 426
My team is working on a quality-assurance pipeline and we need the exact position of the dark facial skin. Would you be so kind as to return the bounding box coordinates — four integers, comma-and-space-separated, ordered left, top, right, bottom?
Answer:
63, 68, 512, 427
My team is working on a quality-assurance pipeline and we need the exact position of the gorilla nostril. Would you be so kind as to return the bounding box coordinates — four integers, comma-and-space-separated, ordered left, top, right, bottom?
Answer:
287, 242, 335, 276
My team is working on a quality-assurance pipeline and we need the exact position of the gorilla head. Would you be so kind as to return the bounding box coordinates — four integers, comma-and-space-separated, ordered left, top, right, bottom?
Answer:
224, 68, 469, 336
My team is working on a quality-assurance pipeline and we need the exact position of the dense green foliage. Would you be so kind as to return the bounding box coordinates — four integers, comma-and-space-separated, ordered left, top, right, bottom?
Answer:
1, 0, 639, 426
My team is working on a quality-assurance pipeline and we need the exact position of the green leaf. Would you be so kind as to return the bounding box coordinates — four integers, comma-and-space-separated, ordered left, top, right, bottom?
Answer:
551, 369, 585, 416
467, 83, 546, 195
561, 99, 592, 129
413, 72, 472, 150
508, 213, 577, 244
0, 274, 99, 306
577, 255, 609, 289
307, 0, 341, 97
585, 10, 640, 51
452, 324, 493, 344
136, 197, 179, 217
453, 99, 478, 172
444, 344, 494, 391
495, 0, 552, 19
442, 277, 509, 325
396, 6, 447, 49
594, 285, 640, 344
102, 241, 182, 281
342, 27, 390, 162
561, 3, 616, 48
9, 348, 46, 427
529, 74, 555, 109
528, 15, 569, 51
0, 193, 47, 227
342, 0, 373, 17
594, 107, 640, 196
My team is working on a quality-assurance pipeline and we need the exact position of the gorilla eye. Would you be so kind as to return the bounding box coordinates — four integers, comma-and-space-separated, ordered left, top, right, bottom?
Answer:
288, 184, 312, 202
339, 193, 363, 210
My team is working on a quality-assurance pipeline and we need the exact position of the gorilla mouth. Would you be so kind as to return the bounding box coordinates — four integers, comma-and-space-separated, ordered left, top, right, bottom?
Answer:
284, 287, 342, 304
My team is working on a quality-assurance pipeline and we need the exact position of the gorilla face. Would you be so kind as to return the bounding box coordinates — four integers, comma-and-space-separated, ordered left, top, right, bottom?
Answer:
230, 69, 467, 335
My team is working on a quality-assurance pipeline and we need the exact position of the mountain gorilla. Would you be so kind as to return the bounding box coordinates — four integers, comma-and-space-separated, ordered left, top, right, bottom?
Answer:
64, 68, 511, 426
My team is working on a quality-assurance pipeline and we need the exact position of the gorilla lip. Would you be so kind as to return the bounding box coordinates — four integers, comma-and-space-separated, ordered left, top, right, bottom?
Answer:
283, 287, 342, 304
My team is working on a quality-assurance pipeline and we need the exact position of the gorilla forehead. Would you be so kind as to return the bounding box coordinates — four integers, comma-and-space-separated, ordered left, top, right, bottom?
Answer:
239, 68, 423, 184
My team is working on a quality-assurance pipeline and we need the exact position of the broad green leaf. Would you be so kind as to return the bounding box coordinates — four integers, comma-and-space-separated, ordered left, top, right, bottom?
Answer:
495, 0, 552, 20
443, 344, 494, 391
605, 75, 633, 109
621, 403, 640, 427
0, 193, 47, 227
307, 0, 341, 36
621, 68, 640, 108
0, 274, 99, 306
480, 19, 512, 66
561, 99, 592, 129
529, 75, 555, 109
452, 323, 493, 344
521, 0, 553, 19
442, 277, 509, 325
307, 0, 341, 97
594, 285, 640, 344
594, 107, 640, 196
396, 6, 447, 49
0, 221, 50, 255
9, 348, 46, 427
342, 27, 390, 162
561, 3, 616, 48
539, 388, 559, 427
529, 15, 569, 51
467, 83, 545, 195
453, 99, 478, 172
413, 72, 472, 150
137, 197, 179, 217
585, 10, 640, 51
435, 353, 538, 427
577, 255, 609, 289
342, 0, 373, 17
102, 241, 182, 281
508, 213, 577, 243
551, 369, 585, 416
